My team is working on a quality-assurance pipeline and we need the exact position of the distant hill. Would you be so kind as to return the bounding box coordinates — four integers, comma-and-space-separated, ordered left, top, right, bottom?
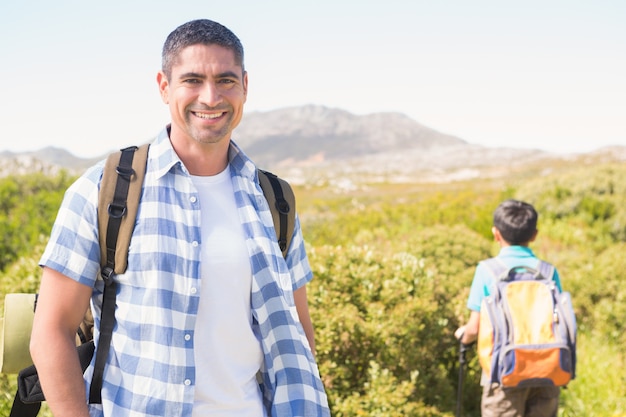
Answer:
0, 147, 100, 177
1, 105, 625, 183
233, 105, 467, 166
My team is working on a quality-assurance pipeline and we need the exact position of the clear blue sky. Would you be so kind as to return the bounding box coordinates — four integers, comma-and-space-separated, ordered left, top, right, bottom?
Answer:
1, 0, 625, 157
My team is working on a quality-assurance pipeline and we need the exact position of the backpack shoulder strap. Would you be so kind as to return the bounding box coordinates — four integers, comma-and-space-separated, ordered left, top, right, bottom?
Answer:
98, 144, 149, 276
90, 144, 149, 404
258, 169, 296, 259
481, 257, 509, 281
483, 257, 555, 283
536, 260, 555, 281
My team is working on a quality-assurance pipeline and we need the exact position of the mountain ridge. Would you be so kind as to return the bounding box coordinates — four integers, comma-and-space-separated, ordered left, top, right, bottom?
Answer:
233, 104, 467, 166
2, 105, 625, 183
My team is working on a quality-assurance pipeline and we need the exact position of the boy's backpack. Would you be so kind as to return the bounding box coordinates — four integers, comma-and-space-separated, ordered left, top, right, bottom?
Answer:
477, 258, 577, 389
6, 144, 296, 416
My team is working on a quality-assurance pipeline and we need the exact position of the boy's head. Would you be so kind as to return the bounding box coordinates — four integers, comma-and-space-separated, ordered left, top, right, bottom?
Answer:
492, 199, 538, 246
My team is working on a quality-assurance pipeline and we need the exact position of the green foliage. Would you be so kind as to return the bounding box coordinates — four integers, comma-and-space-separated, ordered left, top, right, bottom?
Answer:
0, 172, 67, 416
0, 243, 45, 312
565, 243, 626, 348
2, 163, 626, 416
560, 332, 626, 417
517, 163, 626, 251
303, 184, 508, 248
0, 172, 74, 271
332, 361, 447, 417
301, 164, 626, 416
308, 224, 491, 416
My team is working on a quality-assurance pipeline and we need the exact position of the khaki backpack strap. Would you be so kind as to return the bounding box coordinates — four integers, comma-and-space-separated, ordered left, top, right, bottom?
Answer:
258, 170, 296, 259
90, 144, 148, 404
98, 144, 149, 275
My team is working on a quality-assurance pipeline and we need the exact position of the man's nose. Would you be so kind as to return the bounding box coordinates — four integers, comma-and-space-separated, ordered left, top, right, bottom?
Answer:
198, 82, 222, 106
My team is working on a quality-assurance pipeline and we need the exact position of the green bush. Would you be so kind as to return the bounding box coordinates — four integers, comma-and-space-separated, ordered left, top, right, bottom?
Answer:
517, 163, 626, 250
0, 172, 74, 271
2, 163, 626, 416
308, 224, 491, 416
560, 332, 626, 417
564, 243, 626, 348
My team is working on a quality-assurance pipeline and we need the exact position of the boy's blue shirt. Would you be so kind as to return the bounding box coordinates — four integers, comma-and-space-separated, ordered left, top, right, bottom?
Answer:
466, 245, 562, 312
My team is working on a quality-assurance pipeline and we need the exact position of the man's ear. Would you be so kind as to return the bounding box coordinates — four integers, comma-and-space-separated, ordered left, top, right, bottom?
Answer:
156, 71, 169, 104
529, 229, 538, 242
242, 70, 248, 102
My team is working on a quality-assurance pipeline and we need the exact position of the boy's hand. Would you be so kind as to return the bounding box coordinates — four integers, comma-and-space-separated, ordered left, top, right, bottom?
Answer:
455, 325, 475, 351
454, 326, 466, 341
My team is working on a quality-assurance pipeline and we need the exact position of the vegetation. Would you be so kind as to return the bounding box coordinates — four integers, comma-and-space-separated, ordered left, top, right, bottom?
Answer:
0, 172, 74, 271
2, 160, 626, 416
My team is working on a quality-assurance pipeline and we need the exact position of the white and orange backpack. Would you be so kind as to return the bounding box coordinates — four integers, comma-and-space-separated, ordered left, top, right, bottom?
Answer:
477, 258, 577, 388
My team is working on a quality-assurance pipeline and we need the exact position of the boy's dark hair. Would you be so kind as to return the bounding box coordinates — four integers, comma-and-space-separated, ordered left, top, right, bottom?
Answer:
161, 19, 245, 80
493, 199, 538, 245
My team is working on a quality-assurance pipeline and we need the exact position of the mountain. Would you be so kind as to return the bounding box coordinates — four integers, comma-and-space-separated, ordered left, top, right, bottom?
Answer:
234, 105, 553, 183
0, 147, 101, 177
1, 105, 624, 184
233, 105, 467, 166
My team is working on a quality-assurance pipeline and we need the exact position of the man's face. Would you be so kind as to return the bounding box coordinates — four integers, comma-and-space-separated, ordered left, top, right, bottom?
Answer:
157, 44, 248, 146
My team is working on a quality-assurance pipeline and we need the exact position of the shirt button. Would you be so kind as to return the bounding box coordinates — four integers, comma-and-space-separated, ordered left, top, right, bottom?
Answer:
184, 334, 191, 341
190, 196, 197, 203
192, 241, 198, 247
190, 287, 197, 294
184, 379, 191, 386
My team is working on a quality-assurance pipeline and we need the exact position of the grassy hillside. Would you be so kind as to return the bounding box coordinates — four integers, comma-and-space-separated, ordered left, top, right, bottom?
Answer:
2, 159, 626, 416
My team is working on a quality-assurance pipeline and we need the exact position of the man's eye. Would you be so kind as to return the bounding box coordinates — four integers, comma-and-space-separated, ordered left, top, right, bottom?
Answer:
218, 79, 235, 84
183, 79, 201, 84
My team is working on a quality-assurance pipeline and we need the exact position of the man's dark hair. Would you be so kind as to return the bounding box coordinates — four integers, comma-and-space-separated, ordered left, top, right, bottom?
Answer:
493, 199, 538, 245
161, 19, 245, 79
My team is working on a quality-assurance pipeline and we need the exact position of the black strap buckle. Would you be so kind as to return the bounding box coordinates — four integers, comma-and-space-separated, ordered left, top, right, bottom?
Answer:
101, 266, 114, 283
275, 199, 290, 215
108, 203, 127, 219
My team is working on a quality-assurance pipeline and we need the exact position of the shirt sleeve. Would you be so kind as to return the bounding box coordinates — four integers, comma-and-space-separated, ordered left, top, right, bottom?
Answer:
39, 164, 103, 287
285, 213, 313, 291
552, 267, 563, 292
466, 262, 492, 312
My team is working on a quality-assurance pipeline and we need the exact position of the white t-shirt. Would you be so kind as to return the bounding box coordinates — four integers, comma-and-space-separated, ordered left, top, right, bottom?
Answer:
190, 167, 265, 417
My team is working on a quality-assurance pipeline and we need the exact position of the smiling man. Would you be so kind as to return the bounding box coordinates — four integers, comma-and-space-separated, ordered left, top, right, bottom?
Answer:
30, 19, 330, 417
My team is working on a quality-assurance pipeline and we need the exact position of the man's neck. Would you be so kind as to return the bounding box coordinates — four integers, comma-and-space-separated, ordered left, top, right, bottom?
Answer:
169, 133, 230, 176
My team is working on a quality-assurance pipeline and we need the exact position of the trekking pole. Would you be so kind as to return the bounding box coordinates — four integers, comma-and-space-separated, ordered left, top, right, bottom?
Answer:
456, 339, 468, 417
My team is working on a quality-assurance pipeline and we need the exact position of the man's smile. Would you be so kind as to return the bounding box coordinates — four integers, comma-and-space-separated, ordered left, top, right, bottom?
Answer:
192, 111, 226, 120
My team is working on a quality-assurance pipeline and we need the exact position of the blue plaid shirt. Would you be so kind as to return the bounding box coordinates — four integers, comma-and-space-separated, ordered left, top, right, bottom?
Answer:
40, 128, 330, 416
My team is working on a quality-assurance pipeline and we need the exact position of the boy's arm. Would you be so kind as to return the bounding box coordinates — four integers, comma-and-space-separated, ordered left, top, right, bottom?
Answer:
457, 311, 480, 345
455, 262, 487, 345
30, 267, 93, 417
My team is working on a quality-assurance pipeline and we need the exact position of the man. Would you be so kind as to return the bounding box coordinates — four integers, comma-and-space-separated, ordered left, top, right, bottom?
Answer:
30, 19, 330, 417
455, 199, 563, 417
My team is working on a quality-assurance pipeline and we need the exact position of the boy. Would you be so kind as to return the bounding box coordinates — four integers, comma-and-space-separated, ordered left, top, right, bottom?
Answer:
455, 199, 563, 417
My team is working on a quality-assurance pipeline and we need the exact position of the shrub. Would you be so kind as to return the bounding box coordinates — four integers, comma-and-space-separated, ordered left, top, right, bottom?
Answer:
308, 224, 491, 415
0, 172, 74, 271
